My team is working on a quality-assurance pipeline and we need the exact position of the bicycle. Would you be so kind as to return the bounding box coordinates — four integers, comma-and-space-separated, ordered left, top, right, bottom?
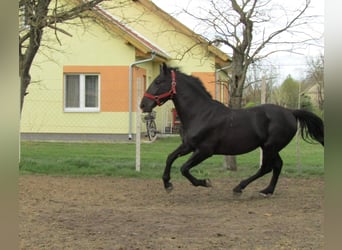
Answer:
142, 111, 157, 141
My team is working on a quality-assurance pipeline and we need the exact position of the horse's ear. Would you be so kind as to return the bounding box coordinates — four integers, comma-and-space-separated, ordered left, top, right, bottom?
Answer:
161, 62, 168, 75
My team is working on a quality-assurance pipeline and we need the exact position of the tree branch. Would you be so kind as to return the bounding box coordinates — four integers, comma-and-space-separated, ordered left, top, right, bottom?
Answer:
251, 0, 311, 60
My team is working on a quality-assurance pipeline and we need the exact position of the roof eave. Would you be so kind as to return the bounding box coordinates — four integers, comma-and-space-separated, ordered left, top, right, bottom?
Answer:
91, 4, 170, 60
137, 0, 232, 63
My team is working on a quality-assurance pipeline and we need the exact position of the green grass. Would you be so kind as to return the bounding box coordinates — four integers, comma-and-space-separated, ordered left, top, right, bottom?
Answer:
19, 136, 324, 179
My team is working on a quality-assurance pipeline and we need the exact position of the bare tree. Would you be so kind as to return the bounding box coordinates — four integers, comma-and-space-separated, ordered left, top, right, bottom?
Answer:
19, 0, 112, 113
304, 54, 324, 112
181, 0, 321, 170
242, 62, 278, 106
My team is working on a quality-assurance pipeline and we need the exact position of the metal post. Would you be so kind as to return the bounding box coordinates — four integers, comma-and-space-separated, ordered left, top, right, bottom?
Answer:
135, 78, 142, 172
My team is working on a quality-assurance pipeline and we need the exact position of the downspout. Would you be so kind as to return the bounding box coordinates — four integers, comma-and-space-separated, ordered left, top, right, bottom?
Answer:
128, 51, 156, 140
215, 65, 232, 101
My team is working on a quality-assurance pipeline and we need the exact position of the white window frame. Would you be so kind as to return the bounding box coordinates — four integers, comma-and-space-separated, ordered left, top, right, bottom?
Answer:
64, 73, 101, 112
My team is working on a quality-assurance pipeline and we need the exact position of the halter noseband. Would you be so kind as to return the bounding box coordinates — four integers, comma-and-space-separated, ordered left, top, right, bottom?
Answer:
143, 70, 177, 106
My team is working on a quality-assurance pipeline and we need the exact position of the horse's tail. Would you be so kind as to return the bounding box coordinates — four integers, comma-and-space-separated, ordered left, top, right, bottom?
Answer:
292, 109, 324, 146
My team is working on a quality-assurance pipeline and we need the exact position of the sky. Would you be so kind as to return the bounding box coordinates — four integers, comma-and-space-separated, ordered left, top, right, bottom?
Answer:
152, 0, 324, 84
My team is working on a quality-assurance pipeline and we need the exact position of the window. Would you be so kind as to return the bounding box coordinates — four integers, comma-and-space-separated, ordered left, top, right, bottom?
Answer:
64, 74, 100, 112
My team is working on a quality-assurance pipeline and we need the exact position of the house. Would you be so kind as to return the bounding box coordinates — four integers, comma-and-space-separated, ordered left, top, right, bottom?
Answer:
20, 0, 231, 142
302, 83, 324, 111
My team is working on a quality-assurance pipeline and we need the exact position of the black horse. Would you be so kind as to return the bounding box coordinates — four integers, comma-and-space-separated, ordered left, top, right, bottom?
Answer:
140, 63, 324, 196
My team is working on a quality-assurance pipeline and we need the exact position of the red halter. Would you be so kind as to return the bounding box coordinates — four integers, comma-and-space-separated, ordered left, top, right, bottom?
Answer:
143, 70, 177, 106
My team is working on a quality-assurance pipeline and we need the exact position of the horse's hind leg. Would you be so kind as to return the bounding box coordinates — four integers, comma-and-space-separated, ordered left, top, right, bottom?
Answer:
233, 161, 272, 194
162, 143, 192, 192
233, 151, 283, 195
259, 153, 283, 196
233, 149, 277, 194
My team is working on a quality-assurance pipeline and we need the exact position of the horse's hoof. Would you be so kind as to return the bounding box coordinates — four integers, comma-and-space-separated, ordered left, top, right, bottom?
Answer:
205, 179, 212, 187
233, 186, 243, 194
164, 183, 173, 193
233, 190, 242, 196
259, 192, 273, 198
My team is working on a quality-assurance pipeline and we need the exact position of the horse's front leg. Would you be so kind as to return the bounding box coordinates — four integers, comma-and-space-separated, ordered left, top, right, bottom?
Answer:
180, 149, 212, 188
162, 143, 192, 192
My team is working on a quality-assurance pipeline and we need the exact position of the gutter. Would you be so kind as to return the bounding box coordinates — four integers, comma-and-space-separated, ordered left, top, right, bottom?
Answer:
215, 65, 232, 101
128, 51, 156, 140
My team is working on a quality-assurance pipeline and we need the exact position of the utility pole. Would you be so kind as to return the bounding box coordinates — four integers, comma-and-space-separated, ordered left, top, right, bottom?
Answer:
296, 83, 302, 171
260, 76, 266, 166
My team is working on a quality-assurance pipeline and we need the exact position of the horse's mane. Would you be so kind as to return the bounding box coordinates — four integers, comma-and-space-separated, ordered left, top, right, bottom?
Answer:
172, 67, 213, 99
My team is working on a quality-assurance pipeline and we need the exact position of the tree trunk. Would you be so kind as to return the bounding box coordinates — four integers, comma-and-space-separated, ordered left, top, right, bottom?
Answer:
19, 0, 51, 113
20, 74, 31, 113
223, 155, 237, 171
19, 28, 44, 114
226, 96, 242, 171
224, 70, 245, 171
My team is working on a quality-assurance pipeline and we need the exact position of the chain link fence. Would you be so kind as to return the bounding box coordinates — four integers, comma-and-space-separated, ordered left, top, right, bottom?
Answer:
20, 85, 178, 142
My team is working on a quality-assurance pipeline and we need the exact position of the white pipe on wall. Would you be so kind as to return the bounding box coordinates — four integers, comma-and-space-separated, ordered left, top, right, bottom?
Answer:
128, 51, 156, 140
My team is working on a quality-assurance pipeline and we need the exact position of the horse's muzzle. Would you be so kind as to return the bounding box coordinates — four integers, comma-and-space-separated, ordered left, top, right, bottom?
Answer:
140, 97, 155, 113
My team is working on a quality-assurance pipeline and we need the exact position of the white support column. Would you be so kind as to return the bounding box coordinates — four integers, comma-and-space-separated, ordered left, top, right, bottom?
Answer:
135, 77, 142, 172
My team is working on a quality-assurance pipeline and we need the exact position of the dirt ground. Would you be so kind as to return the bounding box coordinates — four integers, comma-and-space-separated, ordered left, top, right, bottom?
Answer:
19, 175, 324, 249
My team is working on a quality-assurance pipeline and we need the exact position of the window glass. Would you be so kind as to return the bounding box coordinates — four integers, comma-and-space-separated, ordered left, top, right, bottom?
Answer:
85, 75, 98, 108
65, 75, 80, 108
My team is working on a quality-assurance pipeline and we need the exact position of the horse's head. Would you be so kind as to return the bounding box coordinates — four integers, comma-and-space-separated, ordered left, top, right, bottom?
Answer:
140, 63, 177, 113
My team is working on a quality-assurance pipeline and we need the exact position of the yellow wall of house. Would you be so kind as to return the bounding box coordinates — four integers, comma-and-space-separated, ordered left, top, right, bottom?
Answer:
41, 18, 137, 66
20, 16, 152, 134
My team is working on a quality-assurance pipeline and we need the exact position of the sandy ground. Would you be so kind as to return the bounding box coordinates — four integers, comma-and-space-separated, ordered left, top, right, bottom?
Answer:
19, 175, 324, 249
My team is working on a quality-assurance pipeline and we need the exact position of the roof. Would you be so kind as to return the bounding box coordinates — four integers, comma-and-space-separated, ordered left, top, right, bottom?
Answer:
75, 0, 230, 65
136, 0, 231, 64
92, 5, 170, 61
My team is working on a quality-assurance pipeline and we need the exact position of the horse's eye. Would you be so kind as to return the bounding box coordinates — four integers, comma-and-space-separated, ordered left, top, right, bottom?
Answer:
155, 79, 161, 85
